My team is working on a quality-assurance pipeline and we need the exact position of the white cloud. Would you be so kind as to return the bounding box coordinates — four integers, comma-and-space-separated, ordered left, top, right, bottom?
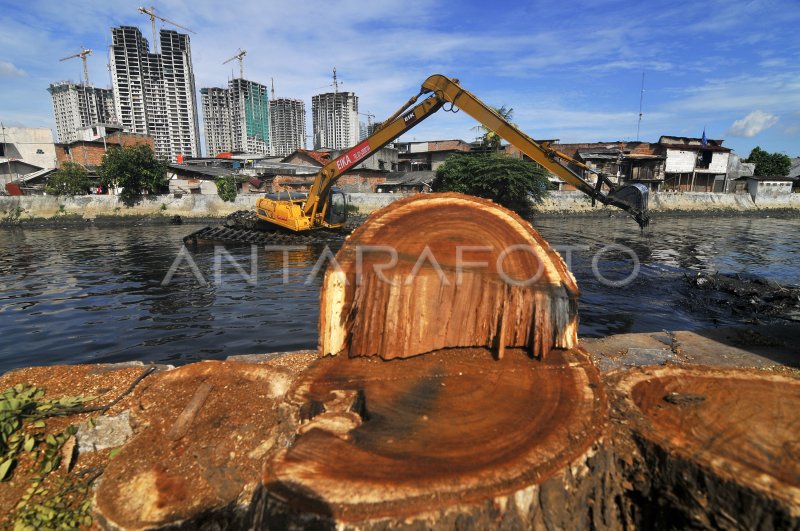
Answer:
0, 61, 27, 77
727, 110, 779, 138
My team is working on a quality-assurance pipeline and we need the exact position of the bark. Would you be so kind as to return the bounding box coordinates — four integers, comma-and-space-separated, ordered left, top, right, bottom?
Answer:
319, 193, 579, 361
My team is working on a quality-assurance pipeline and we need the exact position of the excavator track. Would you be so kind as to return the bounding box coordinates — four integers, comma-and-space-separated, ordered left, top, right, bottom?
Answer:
182, 210, 352, 247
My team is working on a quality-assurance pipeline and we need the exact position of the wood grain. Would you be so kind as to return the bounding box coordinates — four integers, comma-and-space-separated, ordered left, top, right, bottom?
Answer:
263, 346, 605, 524
319, 193, 579, 360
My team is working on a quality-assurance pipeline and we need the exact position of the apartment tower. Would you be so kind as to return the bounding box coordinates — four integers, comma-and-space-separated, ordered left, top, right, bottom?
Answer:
269, 98, 306, 157
47, 82, 117, 143
200, 79, 270, 156
110, 26, 200, 161
311, 91, 358, 150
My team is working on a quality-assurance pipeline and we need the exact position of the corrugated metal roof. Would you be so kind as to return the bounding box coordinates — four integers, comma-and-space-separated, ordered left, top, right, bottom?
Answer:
168, 164, 233, 178
383, 171, 436, 185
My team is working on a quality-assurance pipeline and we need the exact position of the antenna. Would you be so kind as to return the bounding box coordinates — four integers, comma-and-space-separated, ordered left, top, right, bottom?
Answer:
636, 71, 645, 141
222, 48, 247, 80
137, 6, 195, 54
60, 47, 92, 86
333, 67, 338, 149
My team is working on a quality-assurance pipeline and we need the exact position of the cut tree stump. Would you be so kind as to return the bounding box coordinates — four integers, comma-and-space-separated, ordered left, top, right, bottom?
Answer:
258, 347, 610, 528
609, 366, 800, 529
319, 193, 579, 361
255, 194, 606, 528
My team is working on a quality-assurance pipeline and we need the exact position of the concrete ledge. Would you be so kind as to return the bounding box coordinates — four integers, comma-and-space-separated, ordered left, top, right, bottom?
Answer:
2, 191, 799, 224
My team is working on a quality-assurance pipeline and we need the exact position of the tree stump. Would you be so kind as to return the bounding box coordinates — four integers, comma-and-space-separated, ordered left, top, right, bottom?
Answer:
256, 195, 609, 528
609, 366, 800, 529
319, 193, 579, 361
258, 347, 609, 528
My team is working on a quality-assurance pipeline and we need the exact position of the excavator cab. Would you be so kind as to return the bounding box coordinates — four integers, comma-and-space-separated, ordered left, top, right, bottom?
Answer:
324, 188, 348, 227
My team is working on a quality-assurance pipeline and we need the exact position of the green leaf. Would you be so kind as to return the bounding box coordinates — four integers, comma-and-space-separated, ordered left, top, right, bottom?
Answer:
108, 447, 121, 459
0, 457, 14, 480
23, 435, 35, 452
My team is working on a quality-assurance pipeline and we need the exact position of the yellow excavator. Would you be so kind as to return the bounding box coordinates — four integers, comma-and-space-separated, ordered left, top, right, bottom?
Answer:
255, 74, 650, 231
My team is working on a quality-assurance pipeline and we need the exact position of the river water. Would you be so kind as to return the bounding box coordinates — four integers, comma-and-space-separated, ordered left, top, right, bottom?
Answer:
1, 214, 799, 373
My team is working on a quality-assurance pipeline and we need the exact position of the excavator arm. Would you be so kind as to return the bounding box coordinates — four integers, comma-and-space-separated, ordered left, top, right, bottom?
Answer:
258, 74, 649, 231
418, 75, 649, 227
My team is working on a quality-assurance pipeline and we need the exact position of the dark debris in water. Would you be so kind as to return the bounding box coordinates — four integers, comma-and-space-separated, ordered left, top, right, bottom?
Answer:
685, 272, 800, 324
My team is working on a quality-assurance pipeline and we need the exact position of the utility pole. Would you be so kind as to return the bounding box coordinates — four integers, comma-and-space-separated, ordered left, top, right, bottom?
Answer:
1, 122, 9, 178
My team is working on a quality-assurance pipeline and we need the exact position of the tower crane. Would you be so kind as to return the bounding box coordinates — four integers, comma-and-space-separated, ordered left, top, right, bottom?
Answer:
223, 49, 247, 80
60, 47, 92, 86
137, 6, 196, 53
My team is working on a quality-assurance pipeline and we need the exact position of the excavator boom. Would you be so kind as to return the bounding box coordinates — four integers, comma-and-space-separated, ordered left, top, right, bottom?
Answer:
255, 74, 649, 231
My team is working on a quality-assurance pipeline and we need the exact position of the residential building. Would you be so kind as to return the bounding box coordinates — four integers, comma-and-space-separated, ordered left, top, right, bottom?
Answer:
359, 120, 382, 141
521, 137, 730, 192
278, 147, 394, 192
539, 142, 666, 191
55, 131, 154, 168
396, 140, 472, 172
312, 91, 358, 150
47, 81, 116, 143
726, 152, 756, 185
200, 79, 271, 156
229, 79, 269, 154
738, 175, 795, 201
199, 87, 232, 157
0, 127, 58, 189
269, 98, 306, 157
110, 26, 200, 162
658, 135, 731, 192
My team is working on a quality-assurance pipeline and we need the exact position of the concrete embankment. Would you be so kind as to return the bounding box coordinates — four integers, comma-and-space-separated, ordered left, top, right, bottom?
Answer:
534, 190, 800, 216
2, 191, 800, 224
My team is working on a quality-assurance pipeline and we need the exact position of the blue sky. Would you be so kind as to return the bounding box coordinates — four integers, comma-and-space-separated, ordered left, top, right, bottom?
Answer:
1, 0, 798, 157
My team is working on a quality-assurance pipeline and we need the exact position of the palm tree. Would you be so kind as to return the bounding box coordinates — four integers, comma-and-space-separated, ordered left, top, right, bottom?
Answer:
473, 105, 514, 152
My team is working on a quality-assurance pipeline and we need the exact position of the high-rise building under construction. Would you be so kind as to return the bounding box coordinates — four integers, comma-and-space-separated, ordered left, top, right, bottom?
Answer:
269, 98, 306, 157
312, 91, 358, 150
110, 26, 200, 161
47, 82, 116, 143
200, 79, 270, 156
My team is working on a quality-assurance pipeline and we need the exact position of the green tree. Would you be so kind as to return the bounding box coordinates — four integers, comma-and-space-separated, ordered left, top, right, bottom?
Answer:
473, 105, 514, 151
98, 144, 167, 203
432, 153, 550, 214
745, 146, 792, 176
215, 176, 238, 202
45, 162, 91, 196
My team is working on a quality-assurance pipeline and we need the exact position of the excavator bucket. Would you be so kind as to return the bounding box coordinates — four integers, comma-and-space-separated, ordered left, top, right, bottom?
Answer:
607, 183, 650, 229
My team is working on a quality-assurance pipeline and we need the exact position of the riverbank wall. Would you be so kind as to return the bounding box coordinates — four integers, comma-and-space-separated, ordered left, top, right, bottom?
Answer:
2, 191, 799, 224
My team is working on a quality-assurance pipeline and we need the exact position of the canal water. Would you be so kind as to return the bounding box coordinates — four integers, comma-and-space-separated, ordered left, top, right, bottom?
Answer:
1, 215, 799, 373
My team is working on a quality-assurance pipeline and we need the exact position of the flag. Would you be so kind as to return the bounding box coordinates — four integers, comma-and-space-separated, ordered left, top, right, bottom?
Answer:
701, 129, 708, 146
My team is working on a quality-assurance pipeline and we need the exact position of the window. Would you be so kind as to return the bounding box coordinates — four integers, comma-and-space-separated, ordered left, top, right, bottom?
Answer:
0, 143, 4, 157
696, 150, 713, 169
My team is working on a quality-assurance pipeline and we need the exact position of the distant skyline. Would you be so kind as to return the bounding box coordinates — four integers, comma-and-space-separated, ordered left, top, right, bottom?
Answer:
1, 0, 799, 157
